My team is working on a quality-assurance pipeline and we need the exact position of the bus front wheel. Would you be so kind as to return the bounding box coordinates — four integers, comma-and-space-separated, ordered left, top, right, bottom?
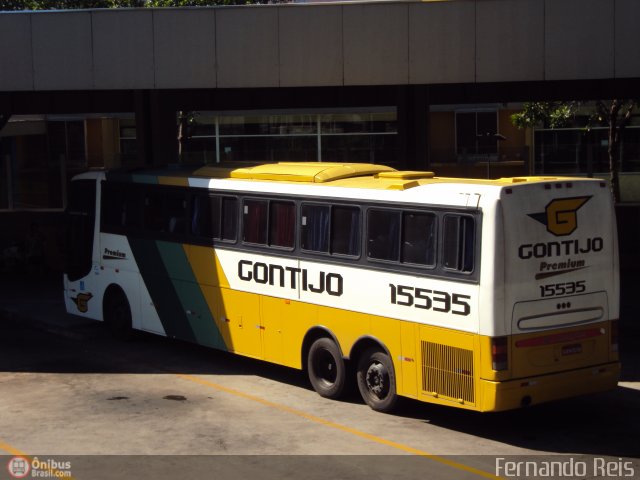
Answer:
357, 348, 398, 412
307, 337, 346, 399
104, 288, 132, 340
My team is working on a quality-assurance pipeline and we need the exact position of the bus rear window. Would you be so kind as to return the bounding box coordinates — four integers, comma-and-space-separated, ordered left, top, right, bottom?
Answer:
443, 215, 474, 273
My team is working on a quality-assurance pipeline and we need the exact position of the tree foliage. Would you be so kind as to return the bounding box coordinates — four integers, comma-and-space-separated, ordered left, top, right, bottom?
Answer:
511, 101, 579, 129
511, 100, 638, 203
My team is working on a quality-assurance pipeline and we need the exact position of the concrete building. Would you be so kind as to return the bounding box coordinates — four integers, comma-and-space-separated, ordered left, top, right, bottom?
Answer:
1, 0, 639, 269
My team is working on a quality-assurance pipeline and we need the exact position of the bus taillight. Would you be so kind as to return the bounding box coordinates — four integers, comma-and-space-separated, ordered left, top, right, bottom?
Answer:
491, 337, 508, 371
611, 320, 619, 353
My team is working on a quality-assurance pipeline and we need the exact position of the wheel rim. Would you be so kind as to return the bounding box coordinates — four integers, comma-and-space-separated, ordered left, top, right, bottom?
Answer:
365, 361, 389, 399
313, 348, 337, 386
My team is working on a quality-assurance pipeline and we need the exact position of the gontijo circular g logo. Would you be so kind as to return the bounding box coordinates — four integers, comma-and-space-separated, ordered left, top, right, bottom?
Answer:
7, 456, 30, 478
528, 196, 591, 236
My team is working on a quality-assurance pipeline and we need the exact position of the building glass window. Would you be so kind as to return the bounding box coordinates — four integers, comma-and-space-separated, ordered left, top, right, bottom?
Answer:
0, 119, 78, 210
118, 119, 137, 165
180, 109, 398, 166
455, 111, 498, 161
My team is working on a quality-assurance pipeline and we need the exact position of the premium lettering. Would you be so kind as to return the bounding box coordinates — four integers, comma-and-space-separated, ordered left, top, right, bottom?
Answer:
539, 258, 586, 271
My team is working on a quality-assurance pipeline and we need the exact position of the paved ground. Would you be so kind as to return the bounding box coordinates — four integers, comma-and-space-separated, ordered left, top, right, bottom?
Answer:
0, 273, 639, 479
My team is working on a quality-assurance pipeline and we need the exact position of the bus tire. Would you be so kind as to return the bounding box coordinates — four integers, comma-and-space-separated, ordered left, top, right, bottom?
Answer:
307, 337, 346, 399
104, 288, 133, 340
356, 348, 398, 413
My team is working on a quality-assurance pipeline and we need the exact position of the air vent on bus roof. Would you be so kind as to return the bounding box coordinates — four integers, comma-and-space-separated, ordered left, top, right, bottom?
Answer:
228, 162, 396, 183
375, 171, 435, 180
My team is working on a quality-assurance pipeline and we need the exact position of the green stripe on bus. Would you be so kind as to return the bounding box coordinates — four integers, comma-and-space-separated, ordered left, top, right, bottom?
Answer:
131, 174, 158, 184
155, 241, 226, 350
128, 237, 196, 342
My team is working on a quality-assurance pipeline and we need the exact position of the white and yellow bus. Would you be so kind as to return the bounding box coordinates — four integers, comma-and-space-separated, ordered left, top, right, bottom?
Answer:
64, 162, 620, 412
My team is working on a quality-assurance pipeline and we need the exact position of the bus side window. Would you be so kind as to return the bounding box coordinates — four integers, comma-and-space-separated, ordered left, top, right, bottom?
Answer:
243, 199, 268, 245
191, 195, 237, 241
331, 206, 360, 256
191, 194, 221, 239
402, 212, 436, 267
143, 188, 186, 235
442, 214, 474, 273
101, 183, 140, 231
367, 209, 400, 261
301, 204, 330, 253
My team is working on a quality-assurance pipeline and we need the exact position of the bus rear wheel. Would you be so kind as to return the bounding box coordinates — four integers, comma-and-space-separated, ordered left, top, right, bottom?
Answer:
357, 348, 398, 412
104, 288, 132, 340
307, 337, 346, 399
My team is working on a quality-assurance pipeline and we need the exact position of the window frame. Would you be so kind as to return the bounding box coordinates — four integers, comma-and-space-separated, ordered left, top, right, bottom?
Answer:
441, 213, 476, 275
189, 191, 239, 244
300, 201, 362, 259
241, 196, 297, 251
366, 207, 438, 270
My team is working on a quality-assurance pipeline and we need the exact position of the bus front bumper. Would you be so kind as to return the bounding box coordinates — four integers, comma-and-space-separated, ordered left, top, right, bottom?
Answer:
478, 361, 621, 412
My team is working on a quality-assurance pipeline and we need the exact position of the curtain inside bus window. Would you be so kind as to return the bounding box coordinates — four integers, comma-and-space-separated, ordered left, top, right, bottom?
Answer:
332, 206, 360, 256
221, 197, 238, 241
443, 215, 474, 272
243, 199, 268, 244
443, 216, 460, 270
460, 216, 475, 272
191, 194, 204, 236
402, 212, 436, 266
164, 192, 186, 234
192, 194, 218, 239
143, 190, 166, 232
301, 204, 329, 252
269, 201, 295, 248
367, 209, 400, 261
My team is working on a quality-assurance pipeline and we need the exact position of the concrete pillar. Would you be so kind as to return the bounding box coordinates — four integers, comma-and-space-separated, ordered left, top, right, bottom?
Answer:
134, 90, 178, 168
397, 86, 429, 171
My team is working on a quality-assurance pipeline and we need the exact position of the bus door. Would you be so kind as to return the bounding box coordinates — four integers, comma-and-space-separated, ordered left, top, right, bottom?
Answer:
64, 179, 98, 316
502, 181, 618, 378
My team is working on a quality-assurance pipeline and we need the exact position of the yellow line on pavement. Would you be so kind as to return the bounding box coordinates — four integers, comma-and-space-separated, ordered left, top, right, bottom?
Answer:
175, 373, 501, 480
0, 439, 26, 457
